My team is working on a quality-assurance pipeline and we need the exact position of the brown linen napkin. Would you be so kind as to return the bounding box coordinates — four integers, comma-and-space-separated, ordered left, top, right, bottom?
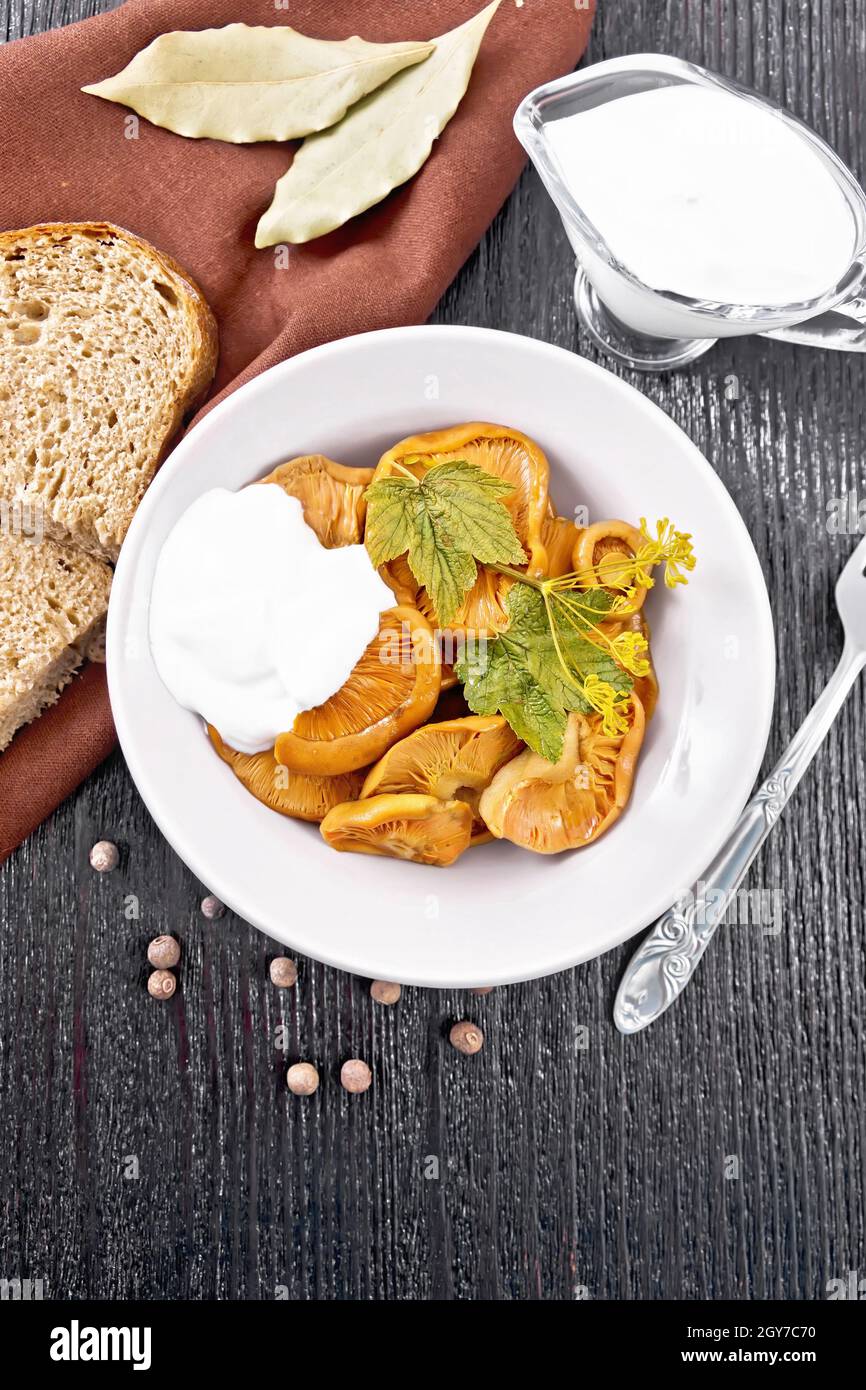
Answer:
0, 0, 595, 864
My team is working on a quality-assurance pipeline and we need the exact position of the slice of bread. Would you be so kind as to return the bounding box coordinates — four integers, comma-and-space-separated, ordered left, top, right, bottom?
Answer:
0, 222, 218, 562
0, 531, 113, 752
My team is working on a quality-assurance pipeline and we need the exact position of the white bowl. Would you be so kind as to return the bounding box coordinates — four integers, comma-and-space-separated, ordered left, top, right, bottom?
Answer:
107, 326, 775, 987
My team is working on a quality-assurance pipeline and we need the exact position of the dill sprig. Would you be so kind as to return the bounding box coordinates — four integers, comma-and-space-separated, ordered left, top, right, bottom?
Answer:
491, 518, 696, 738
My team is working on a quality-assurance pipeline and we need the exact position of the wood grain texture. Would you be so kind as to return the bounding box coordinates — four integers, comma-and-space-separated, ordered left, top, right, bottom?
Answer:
2, 0, 865, 1301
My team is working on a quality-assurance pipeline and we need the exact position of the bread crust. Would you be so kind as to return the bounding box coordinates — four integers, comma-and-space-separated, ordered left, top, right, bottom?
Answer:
0, 221, 219, 557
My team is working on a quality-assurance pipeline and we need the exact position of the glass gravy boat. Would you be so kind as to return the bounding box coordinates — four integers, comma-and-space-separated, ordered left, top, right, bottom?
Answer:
514, 54, 866, 371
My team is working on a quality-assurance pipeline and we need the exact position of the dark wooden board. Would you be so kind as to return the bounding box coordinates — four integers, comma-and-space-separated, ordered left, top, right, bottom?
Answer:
2, 0, 865, 1300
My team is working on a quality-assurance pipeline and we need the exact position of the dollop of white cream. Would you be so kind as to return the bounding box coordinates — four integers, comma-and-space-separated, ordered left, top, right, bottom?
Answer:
546, 85, 855, 305
149, 484, 393, 754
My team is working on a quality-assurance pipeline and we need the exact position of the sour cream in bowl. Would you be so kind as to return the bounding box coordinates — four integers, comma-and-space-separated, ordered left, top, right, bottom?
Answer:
149, 483, 391, 755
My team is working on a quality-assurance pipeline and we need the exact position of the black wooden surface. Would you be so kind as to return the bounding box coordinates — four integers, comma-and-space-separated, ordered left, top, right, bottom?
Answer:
2, 0, 865, 1302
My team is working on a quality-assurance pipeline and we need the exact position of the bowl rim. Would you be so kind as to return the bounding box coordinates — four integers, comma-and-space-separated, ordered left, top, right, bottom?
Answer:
108, 324, 776, 985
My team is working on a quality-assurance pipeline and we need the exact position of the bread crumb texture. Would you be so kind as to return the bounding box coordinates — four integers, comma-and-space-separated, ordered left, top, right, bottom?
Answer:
0, 532, 112, 751
0, 223, 217, 561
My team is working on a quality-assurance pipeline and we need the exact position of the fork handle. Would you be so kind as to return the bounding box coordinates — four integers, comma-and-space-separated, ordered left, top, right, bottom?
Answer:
613, 642, 865, 1034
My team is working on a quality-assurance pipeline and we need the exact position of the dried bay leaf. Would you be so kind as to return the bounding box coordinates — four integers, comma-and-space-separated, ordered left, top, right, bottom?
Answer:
82, 23, 434, 143
255, 0, 501, 247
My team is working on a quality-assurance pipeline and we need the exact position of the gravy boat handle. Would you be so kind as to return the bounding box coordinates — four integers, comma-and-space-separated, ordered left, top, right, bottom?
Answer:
761, 294, 866, 350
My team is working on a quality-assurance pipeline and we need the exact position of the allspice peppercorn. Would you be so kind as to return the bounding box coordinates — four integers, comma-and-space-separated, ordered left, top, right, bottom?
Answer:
286, 1062, 319, 1096
269, 957, 298, 988
200, 894, 225, 920
147, 969, 176, 1001
147, 935, 180, 969
370, 980, 401, 1005
89, 840, 119, 873
450, 1020, 484, 1055
340, 1059, 372, 1093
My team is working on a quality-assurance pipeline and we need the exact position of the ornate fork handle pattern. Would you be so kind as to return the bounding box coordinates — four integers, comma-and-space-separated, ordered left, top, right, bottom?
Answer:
614, 644, 865, 1034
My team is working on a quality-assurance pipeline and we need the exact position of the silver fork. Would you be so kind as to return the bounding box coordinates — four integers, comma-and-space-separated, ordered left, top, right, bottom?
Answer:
614, 533, 866, 1035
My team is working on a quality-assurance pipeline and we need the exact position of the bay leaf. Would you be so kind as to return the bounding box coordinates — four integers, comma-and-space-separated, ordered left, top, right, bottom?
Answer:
255, 0, 501, 248
82, 23, 434, 143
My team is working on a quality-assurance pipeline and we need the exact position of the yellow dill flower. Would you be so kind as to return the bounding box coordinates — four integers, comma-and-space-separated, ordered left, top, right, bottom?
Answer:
581, 675, 631, 737
545, 518, 696, 596
638, 518, 696, 589
610, 629, 651, 678
609, 588, 639, 614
